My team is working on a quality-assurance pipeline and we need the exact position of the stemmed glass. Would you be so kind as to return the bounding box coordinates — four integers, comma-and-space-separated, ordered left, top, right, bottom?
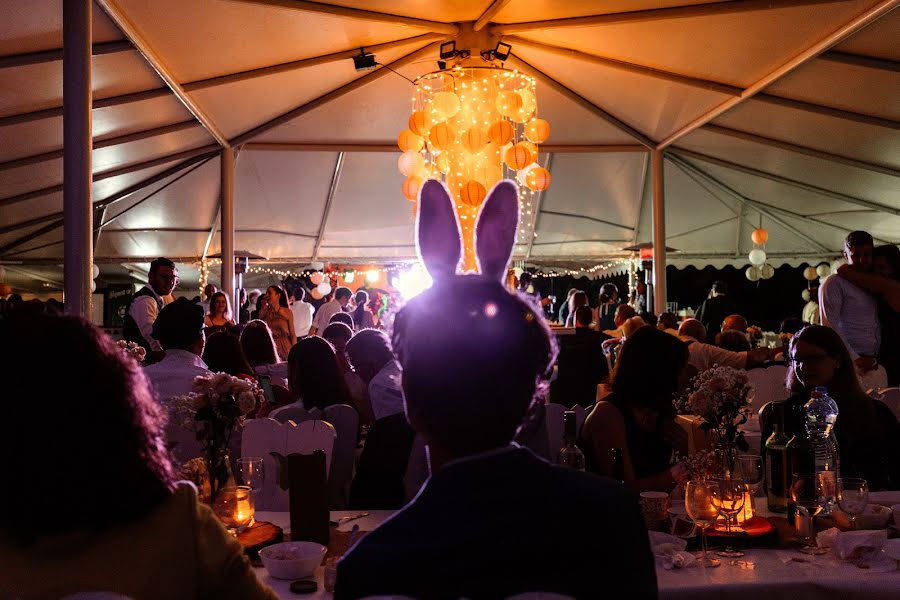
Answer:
685, 480, 722, 568
791, 473, 828, 554
712, 478, 746, 558
236, 457, 265, 513
736, 454, 763, 515
837, 477, 869, 530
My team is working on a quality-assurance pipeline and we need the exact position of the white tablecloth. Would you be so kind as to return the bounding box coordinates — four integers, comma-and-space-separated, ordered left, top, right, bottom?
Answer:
256, 510, 900, 600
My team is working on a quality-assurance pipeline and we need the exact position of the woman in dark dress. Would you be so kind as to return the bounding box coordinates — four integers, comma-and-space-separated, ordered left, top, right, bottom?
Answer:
760, 325, 900, 491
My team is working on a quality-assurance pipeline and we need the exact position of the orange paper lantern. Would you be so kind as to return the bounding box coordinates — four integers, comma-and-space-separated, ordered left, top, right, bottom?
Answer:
397, 129, 424, 152
459, 180, 487, 207
496, 91, 523, 117
488, 120, 515, 146
429, 122, 456, 151
525, 167, 551, 192
435, 152, 451, 174
505, 142, 533, 170
408, 110, 431, 136
431, 91, 460, 120
402, 176, 423, 201
751, 228, 769, 245
525, 119, 550, 143
462, 128, 489, 154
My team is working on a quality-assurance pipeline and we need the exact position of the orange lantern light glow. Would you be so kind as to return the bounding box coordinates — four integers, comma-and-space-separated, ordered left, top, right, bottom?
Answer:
525, 167, 551, 192
462, 128, 489, 154
488, 120, 515, 146
505, 143, 533, 170
525, 119, 550, 143
429, 122, 456, 151
408, 110, 431, 136
402, 176, 424, 201
397, 129, 424, 152
460, 180, 487, 207
751, 228, 769, 245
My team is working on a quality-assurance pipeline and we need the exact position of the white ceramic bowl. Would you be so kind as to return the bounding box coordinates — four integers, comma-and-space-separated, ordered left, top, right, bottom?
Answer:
259, 541, 327, 580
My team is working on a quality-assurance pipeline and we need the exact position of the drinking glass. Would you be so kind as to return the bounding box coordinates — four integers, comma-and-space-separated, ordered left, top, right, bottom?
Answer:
712, 478, 746, 558
236, 457, 265, 494
790, 473, 828, 554
213, 485, 255, 535
837, 477, 869, 530
736, 454, 763, 514
685, 480, 721, 568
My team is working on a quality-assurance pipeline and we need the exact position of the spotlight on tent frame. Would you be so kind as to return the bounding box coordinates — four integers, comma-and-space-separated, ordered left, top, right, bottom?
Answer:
440, 41, 457, 60
482, 42, 512, 62
353, 48, 376, 72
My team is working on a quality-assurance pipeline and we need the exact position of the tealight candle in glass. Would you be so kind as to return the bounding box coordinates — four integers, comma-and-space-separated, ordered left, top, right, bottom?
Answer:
214, 485, 255, 535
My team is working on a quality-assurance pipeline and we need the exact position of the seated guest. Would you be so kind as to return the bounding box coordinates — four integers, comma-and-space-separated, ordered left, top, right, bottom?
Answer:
143, 298, 211, 402
272, 336, 352, 416
658, 312, 680, 336
203, 291, 236, 333
550, 306, 610, 408
323, 322, 374, 425
329, 311, 355, 329
678, 318, 772, 373
639, 311, 658, 327
202, 331, 256, 380
720, 314, 748, 333
603, 303, 637, 337
715, 329, 751, 352
336, 179, 655, 597
581, 327, 689, 494
240, 319, 288, 387
760, 326, 900, 491
346, 329, 415, 509
0, 308, 276, 599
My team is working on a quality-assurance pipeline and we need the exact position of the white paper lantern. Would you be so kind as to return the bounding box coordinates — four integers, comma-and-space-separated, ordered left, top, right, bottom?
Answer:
92, 263, 100, 279
316, 281, 332, 297
513, 267, 524, 277
830, 258, 846, 274
748, 249, 766, 266
746, 266, 760, 281
760, 264, 775, 279
516, 162, 539, 186
91, 280, 96, 292
802, 289, 811, 302
803, 266, 818, 281
816, 264, 830, 278
310, 261, 325, 271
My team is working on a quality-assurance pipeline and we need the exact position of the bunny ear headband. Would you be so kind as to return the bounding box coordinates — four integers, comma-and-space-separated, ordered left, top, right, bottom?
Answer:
416, 178, 519, 283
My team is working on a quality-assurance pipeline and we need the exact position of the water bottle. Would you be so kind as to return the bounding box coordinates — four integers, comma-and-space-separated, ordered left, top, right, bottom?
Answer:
803, 387, 840, 514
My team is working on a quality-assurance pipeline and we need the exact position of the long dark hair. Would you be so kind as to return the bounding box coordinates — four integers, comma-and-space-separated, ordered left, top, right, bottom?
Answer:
611, 326, 689, 420
288, 336, 352, 411
240, 319, 279, 366
786, 326, 873, 427
268, 285, 289, 308
207, 290, 231, 320
0, 307, 175, 547
874, 244, 900, 279
352, 290, 369, 329
203, 331, 255, 376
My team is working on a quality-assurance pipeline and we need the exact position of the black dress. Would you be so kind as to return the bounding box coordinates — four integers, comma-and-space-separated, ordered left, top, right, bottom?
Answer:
878, 299, 900, 386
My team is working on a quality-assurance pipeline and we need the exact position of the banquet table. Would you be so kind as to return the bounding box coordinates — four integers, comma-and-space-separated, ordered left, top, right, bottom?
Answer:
255, 510, 900, 600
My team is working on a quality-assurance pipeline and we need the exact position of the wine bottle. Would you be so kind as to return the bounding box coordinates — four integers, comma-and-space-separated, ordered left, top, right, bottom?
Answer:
558, 410, 585, 471
765, 403, 789, 513
785, 403, 815, 523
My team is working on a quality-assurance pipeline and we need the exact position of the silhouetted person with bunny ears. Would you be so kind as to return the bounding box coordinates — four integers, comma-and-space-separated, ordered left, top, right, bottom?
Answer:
334, 180, 656, 600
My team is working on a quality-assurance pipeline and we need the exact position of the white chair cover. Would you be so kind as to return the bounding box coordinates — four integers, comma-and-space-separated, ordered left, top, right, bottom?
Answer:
241, 418, 336, 511
746, 363, 790, 407
873, 387, 900, 420
269, 402, 310, 424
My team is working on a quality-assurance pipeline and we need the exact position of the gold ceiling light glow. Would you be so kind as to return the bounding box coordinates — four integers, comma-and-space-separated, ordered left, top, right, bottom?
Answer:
397, 56, 550, 271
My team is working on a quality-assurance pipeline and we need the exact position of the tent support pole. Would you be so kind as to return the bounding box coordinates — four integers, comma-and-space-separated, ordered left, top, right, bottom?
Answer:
651, 149, 666, 314
220, 146, 235, 311
63, 0, 93, 317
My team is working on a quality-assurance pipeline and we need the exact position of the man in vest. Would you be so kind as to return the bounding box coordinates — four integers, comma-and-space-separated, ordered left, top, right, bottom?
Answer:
123, 257, 178, 363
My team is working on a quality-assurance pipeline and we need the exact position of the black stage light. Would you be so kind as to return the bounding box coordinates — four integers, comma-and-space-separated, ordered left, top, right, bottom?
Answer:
440, 41, 457, 60
353, 49, 376, 71
494, 42, 511, 61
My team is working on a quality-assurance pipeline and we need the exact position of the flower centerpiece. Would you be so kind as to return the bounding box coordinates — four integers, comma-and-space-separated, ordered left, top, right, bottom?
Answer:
116, 339, 147, 363
170, 373, 264, 503
675, 365, 753, 475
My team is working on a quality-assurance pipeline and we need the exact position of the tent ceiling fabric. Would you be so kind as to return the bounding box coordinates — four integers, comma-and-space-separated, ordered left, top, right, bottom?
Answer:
0, 0, 897, 278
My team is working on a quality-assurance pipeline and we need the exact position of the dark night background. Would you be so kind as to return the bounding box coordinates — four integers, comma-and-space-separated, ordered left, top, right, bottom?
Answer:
533, 262, 823, 332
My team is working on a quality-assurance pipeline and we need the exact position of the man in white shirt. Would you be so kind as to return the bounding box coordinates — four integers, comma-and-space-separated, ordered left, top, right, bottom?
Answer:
290, 287, 315, 340
678, 318, 771, 373
199, 283, 217, 315
309, 286, 352, 336
346, 329, 405, 420
143, 297, 211, 403
819, 231, 884, 387
123, 257, 178, 363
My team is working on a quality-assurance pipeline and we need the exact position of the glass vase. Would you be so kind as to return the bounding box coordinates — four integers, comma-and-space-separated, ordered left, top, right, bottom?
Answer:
204, 450, 234, 505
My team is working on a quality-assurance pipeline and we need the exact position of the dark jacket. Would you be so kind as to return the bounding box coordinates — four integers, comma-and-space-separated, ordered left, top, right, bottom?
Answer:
551, 328, 610, 408
335, 446, 658, 600
695, 294, 738, 336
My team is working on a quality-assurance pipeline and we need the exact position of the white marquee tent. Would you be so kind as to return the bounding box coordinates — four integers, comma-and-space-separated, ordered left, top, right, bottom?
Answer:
1, 0, 897, 298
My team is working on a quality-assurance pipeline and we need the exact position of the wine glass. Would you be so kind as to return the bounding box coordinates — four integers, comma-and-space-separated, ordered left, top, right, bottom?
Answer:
236, 457, 265, 511
837, 477, 869, 530
685, 480, 722, 568
711, 478, 746, 558
736, 454, 763, 514
790, 473, 828, 554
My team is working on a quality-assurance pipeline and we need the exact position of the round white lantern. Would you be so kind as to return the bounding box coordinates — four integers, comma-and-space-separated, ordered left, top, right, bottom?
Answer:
317, 281, 332, 297
816, 264, 830, 278
803, 266, 818, 281
760, 264, 775, 279
746, 266, 760, 281
748, 249, 766, 266
92, 264, 100, 279
802, 289, 811, 302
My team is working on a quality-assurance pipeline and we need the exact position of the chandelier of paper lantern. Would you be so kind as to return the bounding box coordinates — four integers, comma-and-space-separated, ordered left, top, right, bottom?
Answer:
397, 63, 550, 270
746, 225, 774, 281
